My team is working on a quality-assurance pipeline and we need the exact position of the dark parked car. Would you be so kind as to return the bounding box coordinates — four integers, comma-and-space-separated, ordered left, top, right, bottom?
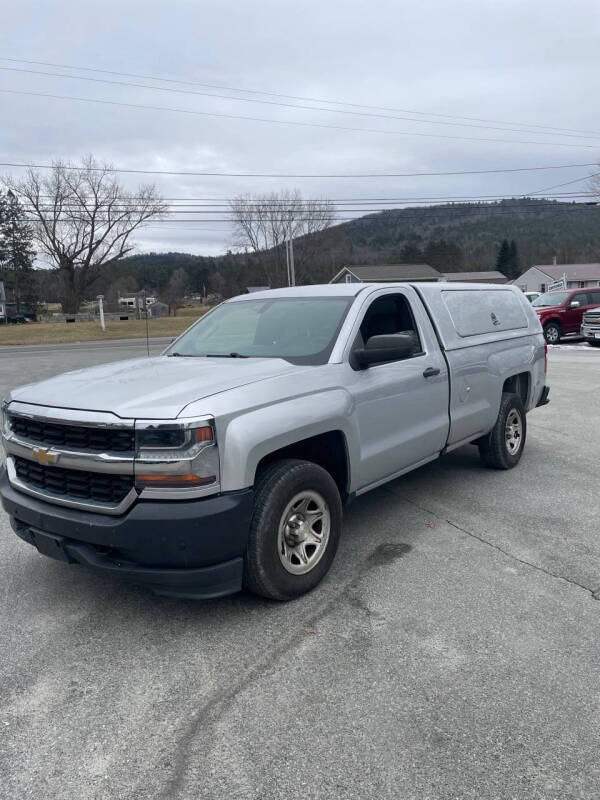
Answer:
532, 288, 600, 344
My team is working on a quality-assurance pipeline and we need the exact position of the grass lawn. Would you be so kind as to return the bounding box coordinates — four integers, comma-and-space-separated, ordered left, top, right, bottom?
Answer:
0, 311, 208, 346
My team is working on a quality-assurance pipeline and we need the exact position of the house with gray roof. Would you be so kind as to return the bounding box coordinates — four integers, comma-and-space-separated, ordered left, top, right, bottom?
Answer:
442, 271, 507, 284
515, 263, 600, 293
330, 263, 441, 283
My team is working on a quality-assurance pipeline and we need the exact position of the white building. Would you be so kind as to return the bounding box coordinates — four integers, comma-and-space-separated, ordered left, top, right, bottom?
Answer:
118, 294, 157, 309
515, 263, 600, 293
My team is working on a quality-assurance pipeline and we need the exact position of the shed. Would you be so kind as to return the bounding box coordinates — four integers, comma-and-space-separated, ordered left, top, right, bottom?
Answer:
148, 301, 169, 318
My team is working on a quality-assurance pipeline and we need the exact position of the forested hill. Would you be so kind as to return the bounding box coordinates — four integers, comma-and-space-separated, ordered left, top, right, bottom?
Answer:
318, 198, 600, 272
57, 198, 600, 301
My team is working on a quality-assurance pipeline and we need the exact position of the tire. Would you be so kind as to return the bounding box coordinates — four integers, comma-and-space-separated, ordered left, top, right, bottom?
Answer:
587, 340, 600, 348
479, 392, 527, 470
543, 322, 562, 344
243, 459, 343, 601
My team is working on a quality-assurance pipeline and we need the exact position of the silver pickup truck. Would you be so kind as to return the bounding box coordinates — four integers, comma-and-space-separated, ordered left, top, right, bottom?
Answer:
1, 282, 549, 600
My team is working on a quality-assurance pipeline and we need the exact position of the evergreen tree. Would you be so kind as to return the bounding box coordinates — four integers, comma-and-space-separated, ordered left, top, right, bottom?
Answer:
508, 239, 520, 279
0, 191, 37, 312
495, 239, 512, 278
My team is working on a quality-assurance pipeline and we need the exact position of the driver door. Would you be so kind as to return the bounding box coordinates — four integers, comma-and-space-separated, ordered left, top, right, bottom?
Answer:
347, 289, 449, 491
563, 291, 589, 333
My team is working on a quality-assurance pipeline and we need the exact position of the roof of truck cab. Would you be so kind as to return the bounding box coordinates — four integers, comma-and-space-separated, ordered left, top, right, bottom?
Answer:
226, 282, 517, 302
227, 284, 369, 301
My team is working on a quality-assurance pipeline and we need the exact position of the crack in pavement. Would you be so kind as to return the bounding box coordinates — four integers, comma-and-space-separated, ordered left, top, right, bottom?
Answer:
157, 541, 412, 800
396, 493, 600, 600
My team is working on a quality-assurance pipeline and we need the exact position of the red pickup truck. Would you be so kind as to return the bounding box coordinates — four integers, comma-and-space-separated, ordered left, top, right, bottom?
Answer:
532, 287, 600, 343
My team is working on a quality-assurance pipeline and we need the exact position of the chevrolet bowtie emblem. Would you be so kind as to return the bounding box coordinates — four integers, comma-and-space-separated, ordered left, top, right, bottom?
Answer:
32, 447, 59, 466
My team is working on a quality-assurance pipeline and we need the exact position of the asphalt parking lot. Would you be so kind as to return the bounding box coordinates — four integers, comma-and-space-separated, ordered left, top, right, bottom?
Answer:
1, 341, 599, 800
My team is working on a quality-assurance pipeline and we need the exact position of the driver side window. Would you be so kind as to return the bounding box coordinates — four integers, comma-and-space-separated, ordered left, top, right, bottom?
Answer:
573, 293, 589, 307
358, 294, 423, 354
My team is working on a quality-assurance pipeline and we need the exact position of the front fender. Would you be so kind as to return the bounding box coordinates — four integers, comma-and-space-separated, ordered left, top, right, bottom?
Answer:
218, 389, 358, 492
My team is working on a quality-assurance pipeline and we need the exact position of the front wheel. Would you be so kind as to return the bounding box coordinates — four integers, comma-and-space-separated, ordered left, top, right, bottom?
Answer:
479, 392, 527, 469
587, 340, 600, 348
243, 459, 342, 600
543, 322, 562, 344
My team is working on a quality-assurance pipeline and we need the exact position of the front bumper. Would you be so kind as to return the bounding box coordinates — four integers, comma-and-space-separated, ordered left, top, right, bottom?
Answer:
0, 468, 254, 599
581, 325, 600, 341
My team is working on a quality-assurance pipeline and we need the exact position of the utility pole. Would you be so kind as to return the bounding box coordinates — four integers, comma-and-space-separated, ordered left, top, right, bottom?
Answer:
285, 238, 291, 286
288, 222, 296, 286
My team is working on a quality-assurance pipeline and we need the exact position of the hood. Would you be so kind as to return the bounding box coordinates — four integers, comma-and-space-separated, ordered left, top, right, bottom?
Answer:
9, 355, 307, 419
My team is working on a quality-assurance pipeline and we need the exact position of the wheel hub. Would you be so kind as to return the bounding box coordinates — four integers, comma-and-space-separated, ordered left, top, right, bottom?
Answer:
505, 409, 523, 455
277, 491, 331, 575
284, 514, 308, 546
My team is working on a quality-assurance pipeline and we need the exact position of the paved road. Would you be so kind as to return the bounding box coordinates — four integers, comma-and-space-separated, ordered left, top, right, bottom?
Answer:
1, 344, 599, 800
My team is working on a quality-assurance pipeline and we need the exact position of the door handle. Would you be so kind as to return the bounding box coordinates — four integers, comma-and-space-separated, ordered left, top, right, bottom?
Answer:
423, 367, 441, 378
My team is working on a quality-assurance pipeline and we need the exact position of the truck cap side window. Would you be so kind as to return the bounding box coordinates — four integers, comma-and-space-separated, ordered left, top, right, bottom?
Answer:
443, 289, 528, 336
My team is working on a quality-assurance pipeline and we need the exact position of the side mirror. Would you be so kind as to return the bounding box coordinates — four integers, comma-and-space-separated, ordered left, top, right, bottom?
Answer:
569, 301, 580, 308
355, 333, 415, 368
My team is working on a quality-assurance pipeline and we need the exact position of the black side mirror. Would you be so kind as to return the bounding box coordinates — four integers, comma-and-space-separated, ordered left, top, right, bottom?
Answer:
355, 333, 415, 368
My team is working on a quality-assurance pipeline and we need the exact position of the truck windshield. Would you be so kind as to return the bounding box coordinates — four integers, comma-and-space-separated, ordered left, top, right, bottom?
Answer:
532, 292, 569, 307
166, 297, 353, 365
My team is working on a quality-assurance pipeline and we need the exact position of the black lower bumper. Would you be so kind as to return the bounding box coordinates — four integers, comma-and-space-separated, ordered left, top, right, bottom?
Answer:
0, 469, 254, 599
536, 385, 550, 407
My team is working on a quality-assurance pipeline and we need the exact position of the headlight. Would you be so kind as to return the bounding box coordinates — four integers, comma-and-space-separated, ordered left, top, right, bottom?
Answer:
0, 400, 10, 442
134, 417, 219, 495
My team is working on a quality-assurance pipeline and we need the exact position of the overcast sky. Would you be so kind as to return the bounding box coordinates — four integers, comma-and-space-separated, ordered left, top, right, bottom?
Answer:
2, 0, 600, 259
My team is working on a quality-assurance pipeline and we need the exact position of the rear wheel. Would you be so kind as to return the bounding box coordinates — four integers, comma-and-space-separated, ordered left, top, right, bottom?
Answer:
479, 392, 527, 470
243, 459, 342, 600
543, 322, 562, 344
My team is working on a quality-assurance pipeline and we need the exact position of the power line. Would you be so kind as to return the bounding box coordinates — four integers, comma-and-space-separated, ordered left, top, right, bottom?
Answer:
1, 160, 596, 179
19, 203, 600, 223
26, 191, 595, 203
22, 193, 595, 210
3, 56, 599, 139
2, 65, 598, 143
1, 88, 597, 149
527, 172, 599, 195
20, 201, 595, 215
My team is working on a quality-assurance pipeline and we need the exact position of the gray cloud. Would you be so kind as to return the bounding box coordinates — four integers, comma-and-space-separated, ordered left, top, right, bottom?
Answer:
2, 0, 600, 259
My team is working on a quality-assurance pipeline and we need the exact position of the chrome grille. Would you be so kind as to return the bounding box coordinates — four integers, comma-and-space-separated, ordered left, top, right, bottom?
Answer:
8, 414, 134, 453
14, 456, 134, 505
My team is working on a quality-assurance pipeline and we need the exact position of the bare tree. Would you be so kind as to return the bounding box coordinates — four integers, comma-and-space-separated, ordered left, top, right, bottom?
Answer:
3, 156, 167, 312
229, 190, 335, 286
162, 267, 189, 315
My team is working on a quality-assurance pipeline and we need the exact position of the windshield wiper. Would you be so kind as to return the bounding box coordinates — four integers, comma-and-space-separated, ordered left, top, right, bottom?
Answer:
167, 352, 197, 357
204, 352, 249, 358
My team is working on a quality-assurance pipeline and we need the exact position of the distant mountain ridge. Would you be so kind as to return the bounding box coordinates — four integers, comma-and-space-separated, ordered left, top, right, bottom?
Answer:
318, 198, 600, 272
